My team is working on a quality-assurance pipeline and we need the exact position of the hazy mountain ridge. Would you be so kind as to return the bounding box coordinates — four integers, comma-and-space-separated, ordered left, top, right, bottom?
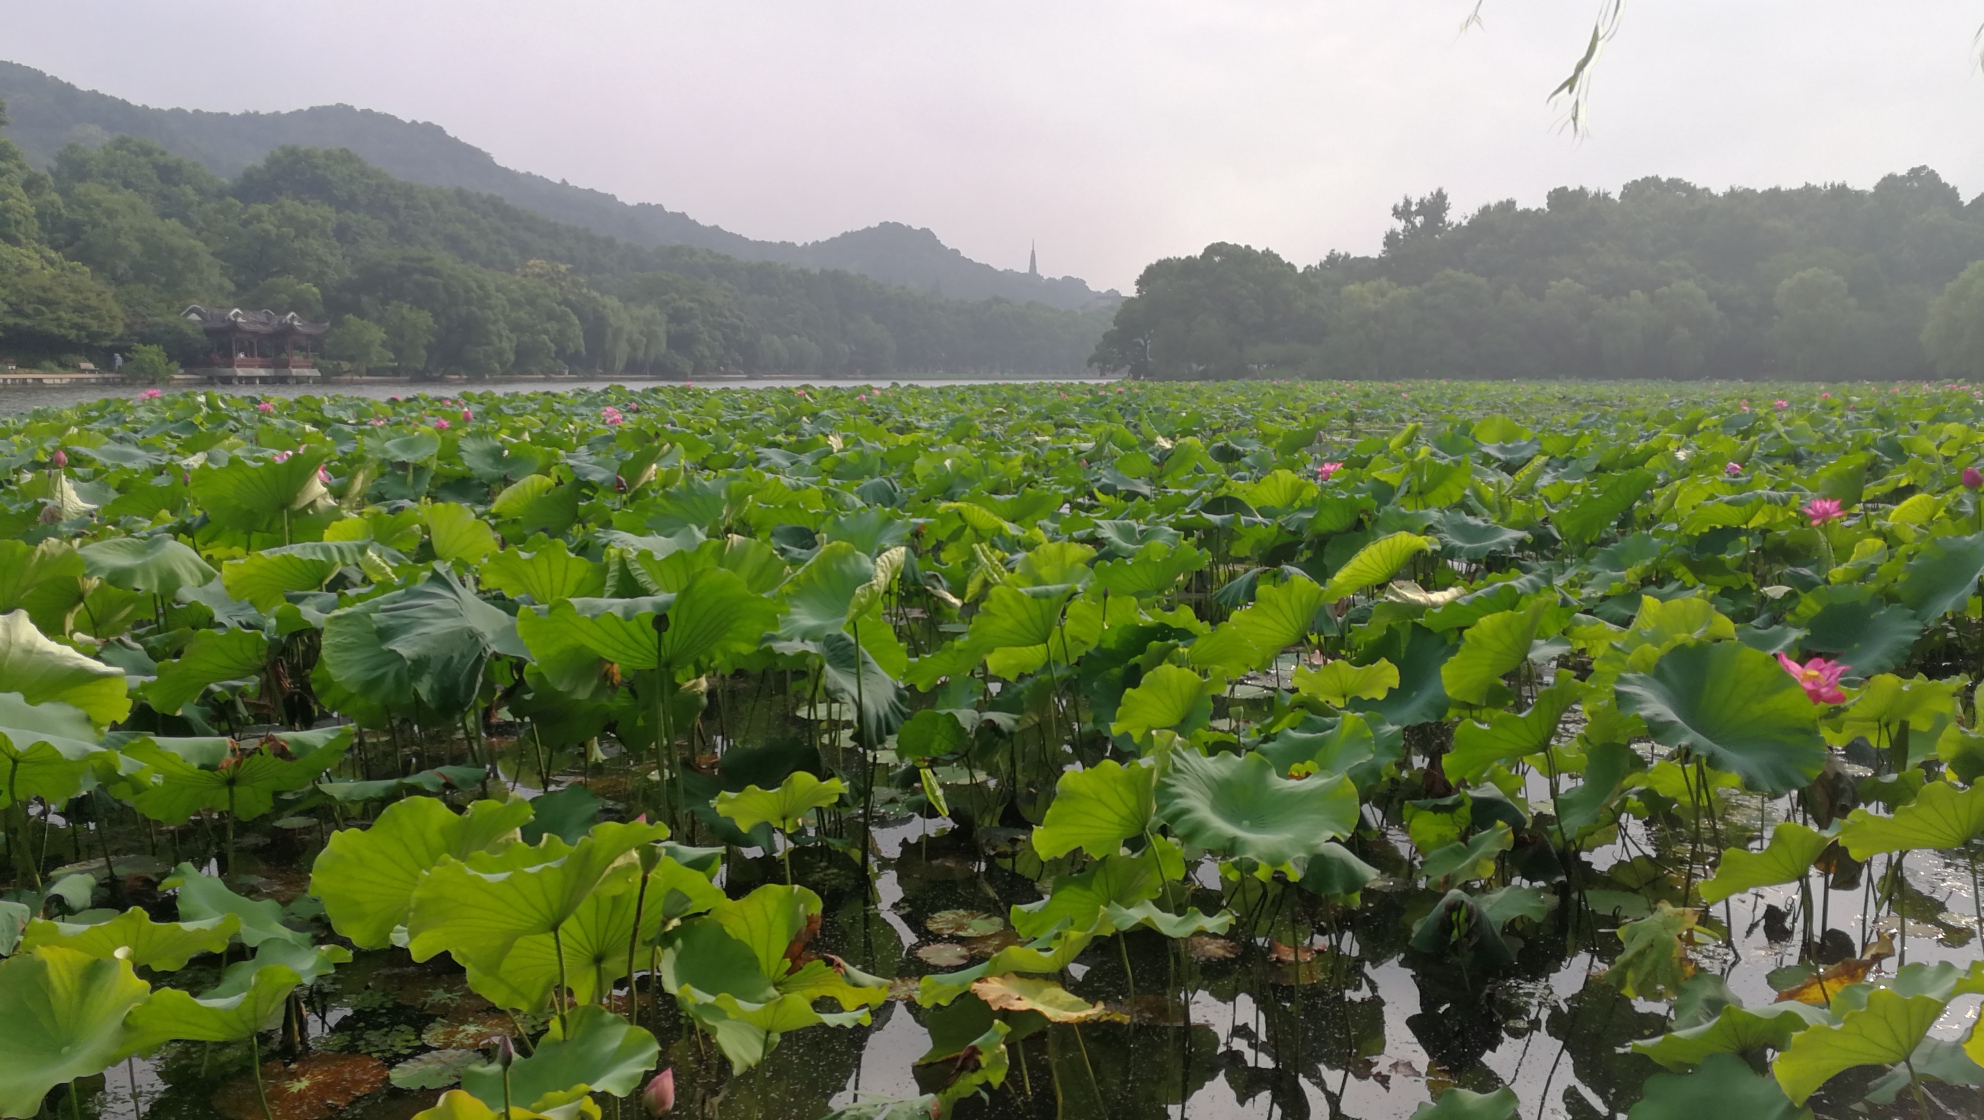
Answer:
0, 60, 1116, 311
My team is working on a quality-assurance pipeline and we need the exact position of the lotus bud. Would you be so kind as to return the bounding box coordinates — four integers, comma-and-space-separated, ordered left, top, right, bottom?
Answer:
638, 841, 666, 874
641, 1069, 675, 1115
615, 474, 628, 492
1965, 467, 1982, 490
50, 448, 67, 468
495, 1035, 515, 1068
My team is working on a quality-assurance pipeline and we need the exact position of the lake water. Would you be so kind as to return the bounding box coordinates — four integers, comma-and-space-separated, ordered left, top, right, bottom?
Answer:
0, 375, 1113, 415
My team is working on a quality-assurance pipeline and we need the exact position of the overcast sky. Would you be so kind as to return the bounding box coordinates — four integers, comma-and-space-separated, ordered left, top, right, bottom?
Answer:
5, 1, 1982, 290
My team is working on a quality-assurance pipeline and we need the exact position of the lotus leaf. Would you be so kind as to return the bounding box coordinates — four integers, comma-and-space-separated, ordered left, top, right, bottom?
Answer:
1699, 822, 1831, 904
18, 907, 239, 971
1772, 988, 1945, 1105
0, 946, 152, 1117
1156, 749, 1357, 870
1838, 778, 1984, 858
1615, 641, 1827, 793
311, 796, 534, 949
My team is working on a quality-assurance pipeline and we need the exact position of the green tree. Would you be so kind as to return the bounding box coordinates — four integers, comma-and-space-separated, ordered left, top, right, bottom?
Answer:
324, 316, 391, 375
378, 301, 436, 374
122, 342, 175, 384
1770, 267, 1861, 380
1924, 260, 1984, 380
240, 277, 325, 319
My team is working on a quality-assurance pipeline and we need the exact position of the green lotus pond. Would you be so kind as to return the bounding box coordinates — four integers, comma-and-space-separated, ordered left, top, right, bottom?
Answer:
1, 379, 1981, 1120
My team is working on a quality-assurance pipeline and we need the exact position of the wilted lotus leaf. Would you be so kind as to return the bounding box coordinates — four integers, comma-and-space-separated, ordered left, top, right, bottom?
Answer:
212, 1052, 389, 1120
970, 975, 1124, 1023
1187, 935, 1239, 961
915, 943, 970, 967
926, 910, 1004, 938
390, 1048, 484, 1090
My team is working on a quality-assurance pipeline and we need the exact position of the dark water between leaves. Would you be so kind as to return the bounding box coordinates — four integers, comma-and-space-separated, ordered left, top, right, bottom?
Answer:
72, 731, 1983, 1120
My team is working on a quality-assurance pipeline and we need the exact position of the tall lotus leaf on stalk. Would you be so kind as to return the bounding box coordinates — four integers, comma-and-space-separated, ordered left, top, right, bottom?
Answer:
0, 694, 112, 885
76, 535, 216, 624
310, 796, 536, 949
716, 771, 847, 882
121, 726, 352, 873
318, 568, 527, 729
188, 443, 333, 546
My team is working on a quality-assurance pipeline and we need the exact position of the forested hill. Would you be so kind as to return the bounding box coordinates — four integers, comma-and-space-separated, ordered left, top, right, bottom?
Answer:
0, 60, 1115, 311
1093, 172, 1984, 381
0, 110, 1109, 377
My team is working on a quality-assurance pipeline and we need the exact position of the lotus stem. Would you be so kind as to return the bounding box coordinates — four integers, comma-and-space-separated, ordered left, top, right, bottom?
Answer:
250, 1032, 273, 1120
552, 925, 571, 1034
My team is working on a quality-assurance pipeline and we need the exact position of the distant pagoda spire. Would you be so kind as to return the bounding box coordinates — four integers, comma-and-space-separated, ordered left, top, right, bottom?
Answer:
1028, 241, 1038, 278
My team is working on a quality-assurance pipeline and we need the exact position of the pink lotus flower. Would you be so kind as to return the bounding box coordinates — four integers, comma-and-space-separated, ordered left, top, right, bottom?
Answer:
256, 401, 274, 413
857, 393, 868, 402
1773, 400, 1788, 409
318, 467, 333, 484
141, 387, 163, 399
1803, 497, 1844, 526
461, 409, 472, 422
389, 395, 402, 402
1820, 392, 1832, 399
1317, 461, 1345, 482
50, 449, 67, 468
1777, 653, 1849, 705
641, 1069, 675, 1115
1724, 462, 1743, 477
1964, 467, 1983, 490
370, 417, 387, 427
272, 450, 292, 463
601, 406, 624, 425
433, 417, 450, 430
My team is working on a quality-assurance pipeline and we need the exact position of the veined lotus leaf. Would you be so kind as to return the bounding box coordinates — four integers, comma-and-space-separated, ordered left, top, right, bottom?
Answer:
0, 946, 152, 1116
1103, 900, 1233, 939
1615, 641, 1827, 793
425, 502, 497, 565
1222, 573, 1331, 672
1553, 466, 1655, 545
1897, 530, 1984, 623
1937, 723, 1984, 784
1409, 1086, 1519, 1120
1421, 823, 1514, 884
461, 1004, 658, 1109
1555, 741, 1645, 841
483, 857, 724, 1010
966, 584, 1072, 677
1441, 600, 1553, 707
970, 975, 1122, 1023
1772, 988, 1945, 1105
711, 884, 820, 981
479, 538, 605, 601
1632, 1002, 1828, 1071
894, 708, 970, 762
220, 546, 352, 610
1010, 851, 1161, 939
1630, 1052, 1809, 1120
321, 569, 526, 720
916, 918, 1106, 1007
715, 771, 846, 835
1322, 532, 1438, 600
0, 692, 108, 809
19, 907, 239, 971
121, 727, 351, 824
658, 567, 780, 671
1699, 822, 1831, 904
1446, 670, 1585, 783
1427, 510, 1530, 559
78, 536, 215, 601
1606, 903, 1701, 1001
384, 431, 443, 463
1111, 665, 1221, 743
0, 901, 27, 955
1838, 779, 1984, 858
1796, 593, 1923, 679
1091, 540, 1208, 599
1297, 841, 1382, 902
1865, 1036, 1984, 1105
144, 627, 270, 715
1156, 749, 1358, 870
0, 611, 130, 727
1351, 622, 1455, 726
1293, 658, 1398, 707
0, 540, 87, 636
816, 630, 907, 744
1257, 712, 1400, 793
1822, 673, 1959, 758
162, 862, 312, 948
778, 540, 875, 642
521, 785, 602, 846
1032, 759, 1156, 860
848, 545, 907, 616
189, 445, 331, 532
413, 1089, 601, 1120
122, 962, 301, 1054
407, 820, 670, 974
311, 796, 536, 947
205, 939, 351, 998
515, 594, 676, 683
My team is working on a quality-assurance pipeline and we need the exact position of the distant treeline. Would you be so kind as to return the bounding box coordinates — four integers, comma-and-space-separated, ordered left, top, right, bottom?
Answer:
1092, 172, 1984, 381
0, 101, 1108, 377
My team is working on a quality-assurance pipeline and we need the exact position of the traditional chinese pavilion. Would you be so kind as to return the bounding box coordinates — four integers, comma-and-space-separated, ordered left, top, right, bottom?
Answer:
181, 306, 328, 383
